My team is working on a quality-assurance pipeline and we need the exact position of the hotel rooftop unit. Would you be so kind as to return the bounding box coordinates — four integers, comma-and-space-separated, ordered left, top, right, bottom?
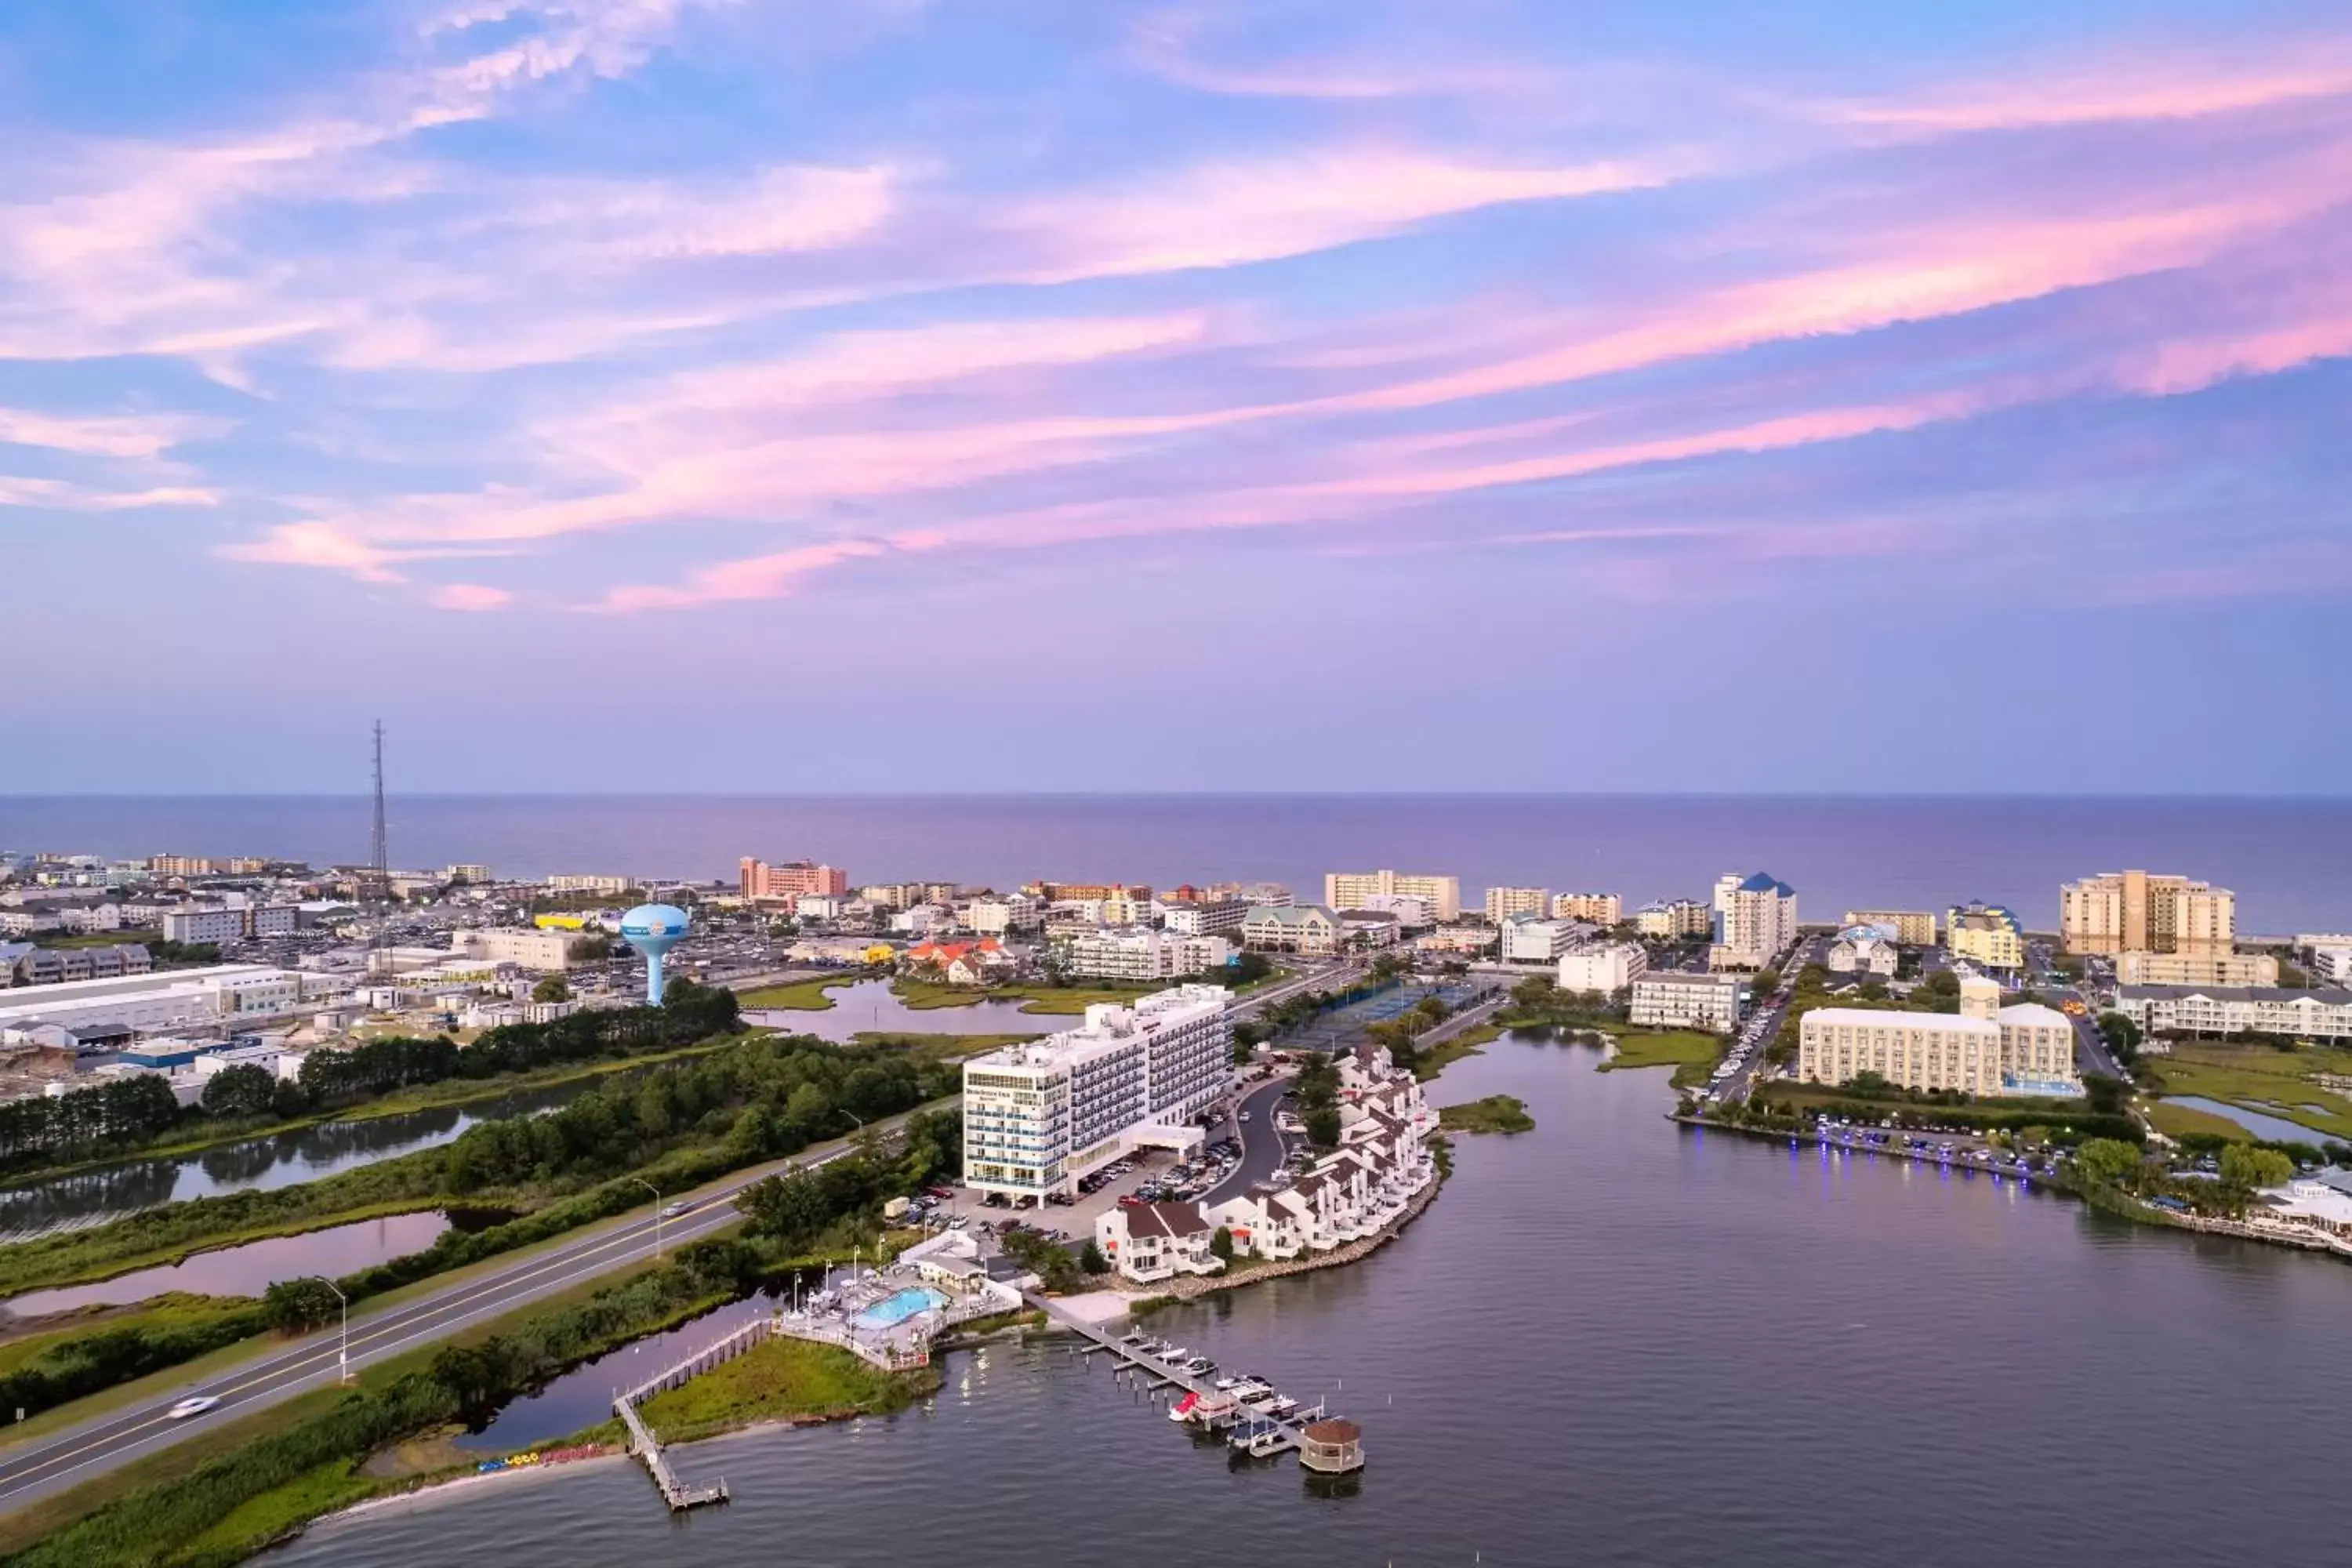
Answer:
962, 984, 1232, 1204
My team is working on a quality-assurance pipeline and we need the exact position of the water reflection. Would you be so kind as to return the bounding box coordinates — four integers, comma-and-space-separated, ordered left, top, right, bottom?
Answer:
745, 979, 1059, 1042
0, 1076, 620, 1246
1, 1210, 452, 1317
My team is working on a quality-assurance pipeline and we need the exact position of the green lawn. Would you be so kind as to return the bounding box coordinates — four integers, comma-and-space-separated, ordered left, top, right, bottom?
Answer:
846, 1032, 1044, 1062
1436, 1095, 1536, 1135
1592, 1029, 1723, 1089
633, 1334, 939, 1443
738, 976, 858, 1010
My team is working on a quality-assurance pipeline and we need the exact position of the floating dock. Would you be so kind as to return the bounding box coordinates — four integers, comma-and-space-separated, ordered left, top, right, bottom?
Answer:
1025, 1290, 1350, 1466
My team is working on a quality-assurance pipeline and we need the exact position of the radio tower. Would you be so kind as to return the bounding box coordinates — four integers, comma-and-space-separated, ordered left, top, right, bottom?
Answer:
367, 721, 390, 971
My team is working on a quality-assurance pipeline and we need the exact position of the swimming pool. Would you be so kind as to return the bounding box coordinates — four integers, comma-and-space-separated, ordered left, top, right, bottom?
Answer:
855, 1286, 948, 1329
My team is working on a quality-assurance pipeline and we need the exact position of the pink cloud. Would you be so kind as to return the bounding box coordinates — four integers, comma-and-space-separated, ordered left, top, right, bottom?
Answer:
1828, 56, 2352, 133
595, 539, 888, 611
429, 582, 512, 611
0, 406, 222, 458
0, 476, 220, 510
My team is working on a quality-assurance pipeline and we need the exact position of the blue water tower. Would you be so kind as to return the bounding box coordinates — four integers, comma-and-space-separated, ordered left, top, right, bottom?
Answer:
619, 903, 691, 1004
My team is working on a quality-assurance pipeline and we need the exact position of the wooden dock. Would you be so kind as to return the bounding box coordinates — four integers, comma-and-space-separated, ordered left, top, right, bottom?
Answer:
1024, 1291, 1327, 1459
611, 1316, 778, 1511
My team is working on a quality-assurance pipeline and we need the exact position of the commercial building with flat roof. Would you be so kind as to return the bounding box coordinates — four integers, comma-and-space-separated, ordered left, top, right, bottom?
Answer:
1243, 904, 1339, 956
961, 985, 1231, 1202
1558, 942, 1646, 995
1798, 976, 2078, 1096
739, 858, 848, 902
1630, 971, 1750, 1034
1634, 898, 1711, 939
0, 964, 324, 1044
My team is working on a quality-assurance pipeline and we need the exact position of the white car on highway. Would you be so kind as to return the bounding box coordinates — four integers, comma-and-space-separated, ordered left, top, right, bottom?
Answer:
168, 1396, 221, 1421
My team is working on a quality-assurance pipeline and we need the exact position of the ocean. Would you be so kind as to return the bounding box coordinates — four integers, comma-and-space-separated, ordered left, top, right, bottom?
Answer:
3, 795, 2348, 935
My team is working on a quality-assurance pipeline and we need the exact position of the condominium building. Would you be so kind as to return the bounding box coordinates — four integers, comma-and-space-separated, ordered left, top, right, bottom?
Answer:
967, 895, 1044, 935
1498, 915, 1588, 964
739, 858, 849, 902
2114, 985, 2352, 1043
1557, 942, 1647, 995
1062, 928, 1230, 982
1843, 909, 1937, 946
1709, 873, 1798, 971
1945, 901, 2025, 971
1242, 905, 1340, 956
1483, 887, 1549, 924
2114, 950, 2281, 988
2306, 943, 2352, 987
161, 905, 298, 945
1797, 978, 2079, 1097
147, 855, 270, 877
444, 863, 495, 884
1553, 892, 1623, 926
1633, 898, 1711, 939
961, 985, 1232, 1201
1160, 899, 1249, 938
1323, 871, 1461, 923
2060, 870, 2234, 957
1024, 881, 1154, 907
0, 942, 151, 988
1629, 971, 1750, 1034
546, 874, 635, 895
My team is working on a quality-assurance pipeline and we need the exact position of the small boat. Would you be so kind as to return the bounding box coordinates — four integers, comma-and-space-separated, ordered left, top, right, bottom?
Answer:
1230, 1381, 1276, 1404
1183, 1356, 1217, 1376
1263, 1396, 1300, 1419
1156, 1345, 1188, 1363
1168, 1391, 1200, 1423
1120, 1331, 1149, 1347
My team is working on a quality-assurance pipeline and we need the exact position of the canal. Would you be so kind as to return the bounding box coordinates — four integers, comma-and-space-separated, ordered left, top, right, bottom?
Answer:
0, 1077, 607, 1247
260, 1033, 2352, 1568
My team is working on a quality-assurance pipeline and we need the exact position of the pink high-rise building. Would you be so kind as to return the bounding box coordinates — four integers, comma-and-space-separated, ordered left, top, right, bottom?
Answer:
739, 858, 849, 901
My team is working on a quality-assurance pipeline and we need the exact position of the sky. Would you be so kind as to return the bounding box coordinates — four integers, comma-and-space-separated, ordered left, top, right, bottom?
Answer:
3, 0, 2350, 794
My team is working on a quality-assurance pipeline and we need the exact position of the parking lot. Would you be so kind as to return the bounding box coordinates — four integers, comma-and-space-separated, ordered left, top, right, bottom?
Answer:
902, 1114, 1261, 1254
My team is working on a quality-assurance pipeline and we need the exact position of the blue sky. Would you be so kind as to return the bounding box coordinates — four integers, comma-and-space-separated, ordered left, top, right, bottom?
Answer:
4, 0, 2350, 793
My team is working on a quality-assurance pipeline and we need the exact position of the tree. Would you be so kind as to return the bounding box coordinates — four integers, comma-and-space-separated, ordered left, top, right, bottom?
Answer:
1078, 1239, 1109, 1275
2072, 1138, 2143, 1188
200, 1064, 278, 1120
1305, 1105, 1342, 1149
1847, 1069, 1889, 1095
2096, 1011, 2142, 1064
2220, 1145, 2294, 1191
1210, 1225, 1235, 1262
532, 975, 572, 1004
1753, 967, 1782, 995
263, 1276, 344, 1334
2082, 1074, 2129, 1116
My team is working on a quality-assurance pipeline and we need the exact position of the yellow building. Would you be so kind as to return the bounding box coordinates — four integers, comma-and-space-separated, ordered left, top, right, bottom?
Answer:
1946, 902, 2024, 971
1483, 886, 1549, 923
1553, 892, 1624, 925
1844, 909, 1936, 946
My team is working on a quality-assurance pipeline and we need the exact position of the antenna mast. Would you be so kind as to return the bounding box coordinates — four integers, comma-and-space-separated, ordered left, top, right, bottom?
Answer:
367, 721, 390, 969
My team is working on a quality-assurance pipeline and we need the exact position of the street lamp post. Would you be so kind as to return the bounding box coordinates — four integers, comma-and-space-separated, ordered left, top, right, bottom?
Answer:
323, 1279, 350, 1385
633, 1178, 663, 1259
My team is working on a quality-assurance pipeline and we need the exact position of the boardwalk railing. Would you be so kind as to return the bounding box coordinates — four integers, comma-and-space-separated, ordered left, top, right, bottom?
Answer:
612, 1317, 779, 1511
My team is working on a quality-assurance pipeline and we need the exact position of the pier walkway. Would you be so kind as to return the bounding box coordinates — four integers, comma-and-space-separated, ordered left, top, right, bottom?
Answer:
1023, 1291, 1319, 1457
611, 1317, 777, 1510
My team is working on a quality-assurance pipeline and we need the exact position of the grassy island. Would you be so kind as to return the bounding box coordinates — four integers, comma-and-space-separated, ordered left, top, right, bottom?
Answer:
633, 1334, 940, 1444
1437, 1096, 1536, 1135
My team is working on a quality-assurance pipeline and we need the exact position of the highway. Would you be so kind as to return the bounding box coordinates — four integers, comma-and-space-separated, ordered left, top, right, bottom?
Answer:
0, 959, 1358, 1517
0, 1102, 944, 1515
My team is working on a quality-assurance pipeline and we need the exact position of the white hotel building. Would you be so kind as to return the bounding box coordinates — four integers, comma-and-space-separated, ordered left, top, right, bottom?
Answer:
1798, 976, 2080, 1097
963, 985, 1233, 1203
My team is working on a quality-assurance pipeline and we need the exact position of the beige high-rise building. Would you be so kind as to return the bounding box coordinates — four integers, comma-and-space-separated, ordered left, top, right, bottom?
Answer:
1554, 892, 1624, 925
1483, 886, 1549, 923
1324, 870, 1460, 922
2060, 870, 2234, 957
